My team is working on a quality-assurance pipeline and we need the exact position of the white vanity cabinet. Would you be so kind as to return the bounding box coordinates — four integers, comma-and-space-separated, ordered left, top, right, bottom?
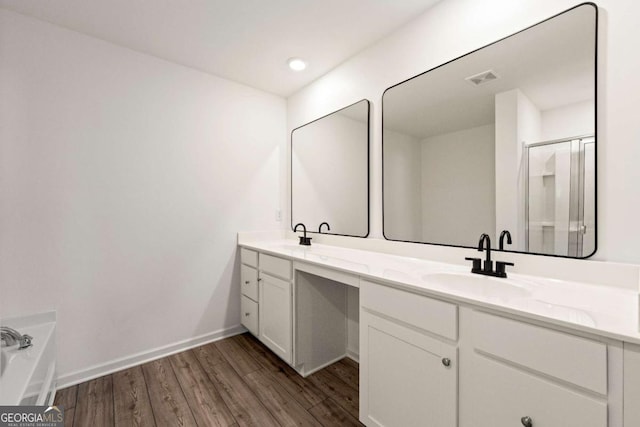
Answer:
460, 309, 609, 427
239, 248, 259, 336
239, 248, 293, 362
258, 253, 293, 364
360, 280, 621, 427
238, 241, 635, 427
624, 343, 640, 426
360, 280, 458, 427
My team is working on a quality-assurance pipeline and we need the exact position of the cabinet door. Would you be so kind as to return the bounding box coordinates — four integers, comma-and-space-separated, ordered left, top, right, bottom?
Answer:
241, 264, 258, 301
360, 310, 457, 427
466, 352, 607, 427
259, 273, 292, 364
241, 295, 259, 336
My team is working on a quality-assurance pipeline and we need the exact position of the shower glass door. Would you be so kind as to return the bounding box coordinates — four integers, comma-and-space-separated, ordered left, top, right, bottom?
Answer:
525, 136, 595, 257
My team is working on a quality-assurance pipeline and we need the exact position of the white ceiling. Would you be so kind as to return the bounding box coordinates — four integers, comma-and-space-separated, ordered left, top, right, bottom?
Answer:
0, 0, 441, 97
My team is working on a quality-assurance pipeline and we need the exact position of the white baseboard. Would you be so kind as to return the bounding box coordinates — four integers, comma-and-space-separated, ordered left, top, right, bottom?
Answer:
56, 324, 246, 389
346, 349, 360, 363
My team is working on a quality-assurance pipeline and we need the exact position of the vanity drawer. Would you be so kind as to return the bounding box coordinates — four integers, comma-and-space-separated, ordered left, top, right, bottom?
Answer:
259, 253, 292, 281
240, 264, 258, 301
241, 295, 259, 336
471, 310, 607, 395
469, 352, 607, 427
240, 248, 258, 267
361, 280, 457, 341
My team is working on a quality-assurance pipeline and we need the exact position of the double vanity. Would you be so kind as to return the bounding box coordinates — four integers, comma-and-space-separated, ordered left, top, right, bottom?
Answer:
277, 3, 638, 426
238, 235, 640, 427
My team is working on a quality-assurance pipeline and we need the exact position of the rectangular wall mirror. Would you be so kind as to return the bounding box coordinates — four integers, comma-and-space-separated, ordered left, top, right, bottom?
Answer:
383, 3, 596, 258
292, 99, 370, 237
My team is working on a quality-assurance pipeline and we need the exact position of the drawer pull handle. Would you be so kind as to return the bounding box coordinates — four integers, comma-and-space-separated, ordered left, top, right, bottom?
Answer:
521, 416, 532, 427
441, 358, 451, 367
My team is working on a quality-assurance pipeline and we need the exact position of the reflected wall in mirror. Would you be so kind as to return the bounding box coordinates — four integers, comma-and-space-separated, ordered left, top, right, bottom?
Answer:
292, 99, 370, 237
383, 3, 596, 258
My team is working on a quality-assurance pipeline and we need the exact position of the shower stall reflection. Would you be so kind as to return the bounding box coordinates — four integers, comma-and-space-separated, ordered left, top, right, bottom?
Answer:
525, 136, 595, 257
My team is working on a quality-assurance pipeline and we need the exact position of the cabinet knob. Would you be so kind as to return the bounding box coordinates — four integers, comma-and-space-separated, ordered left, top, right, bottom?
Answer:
441, 358, 451, 367
521, 416, 532, 427
244, 280, 250, 284
245, 312, 250, 317
257, 278, 262, 282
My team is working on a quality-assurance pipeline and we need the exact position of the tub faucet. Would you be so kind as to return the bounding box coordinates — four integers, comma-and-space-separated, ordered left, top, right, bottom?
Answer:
1, 326, 33, 349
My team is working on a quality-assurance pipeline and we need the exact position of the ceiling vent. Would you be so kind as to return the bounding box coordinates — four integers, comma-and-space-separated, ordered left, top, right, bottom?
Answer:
465, 69, 499, 86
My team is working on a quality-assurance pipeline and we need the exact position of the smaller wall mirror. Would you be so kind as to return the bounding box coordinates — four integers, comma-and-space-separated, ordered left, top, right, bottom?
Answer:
382, 3, 596, 258
292, 99, 370, 237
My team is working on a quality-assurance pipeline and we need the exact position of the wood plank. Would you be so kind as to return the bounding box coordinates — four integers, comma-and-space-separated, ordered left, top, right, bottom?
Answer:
341, 356, 359, 371
169, 350, 236, 427
74, 376, 114, 427
63, 407, 74, 427
54, 385, 77, 410
308, 398, 363, 427
235, 334, 326, 409
141, 358, 197, 427
195, 357, 279, 427
325, 358, 359, 390
112, 366, 156, 427
215, 335, 261, 377
243, 369, 322, 427
308, 369, 359, 419
192, 342, 226, 368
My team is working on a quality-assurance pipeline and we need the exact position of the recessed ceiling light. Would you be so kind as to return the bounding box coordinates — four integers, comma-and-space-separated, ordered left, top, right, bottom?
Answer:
287, 57, 307, 71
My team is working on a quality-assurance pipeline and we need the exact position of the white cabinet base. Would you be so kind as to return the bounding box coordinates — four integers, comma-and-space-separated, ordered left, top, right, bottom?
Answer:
259, 273, 292, 364
240, 295, 258, 336
360, 310, 457, 427
467, 352, 607, 427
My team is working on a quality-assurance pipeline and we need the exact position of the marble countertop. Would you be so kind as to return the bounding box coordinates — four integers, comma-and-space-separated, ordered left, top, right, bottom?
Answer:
239, 239, 640, 344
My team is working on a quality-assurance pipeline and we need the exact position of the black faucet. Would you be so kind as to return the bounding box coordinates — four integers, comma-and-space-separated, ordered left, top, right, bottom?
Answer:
318, 222, 330, 233
499, 230, 512, 250
478, 233, 493, 272
465, 233, 514, 278
293, 223, 312, 246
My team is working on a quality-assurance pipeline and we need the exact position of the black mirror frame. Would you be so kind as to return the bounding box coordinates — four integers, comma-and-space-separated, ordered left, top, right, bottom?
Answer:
291, 99, 371, 238
381, 2, 598, 259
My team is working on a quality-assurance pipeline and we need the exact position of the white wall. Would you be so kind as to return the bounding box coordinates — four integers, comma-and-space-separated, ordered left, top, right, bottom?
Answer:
382, 129, 422, 241
287, 0, 640, 264
0, 9, 286, 382
495, 89, 541, 251
292, 112, 368, 236
541, 100, 595, 141
421, 124, 495, 246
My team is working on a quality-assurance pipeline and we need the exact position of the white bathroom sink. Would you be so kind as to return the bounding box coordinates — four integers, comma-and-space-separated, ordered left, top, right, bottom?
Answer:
424, 272, 532, 300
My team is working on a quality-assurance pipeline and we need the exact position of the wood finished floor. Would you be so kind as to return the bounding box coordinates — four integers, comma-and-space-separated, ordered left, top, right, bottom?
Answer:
54, 333, 363, 427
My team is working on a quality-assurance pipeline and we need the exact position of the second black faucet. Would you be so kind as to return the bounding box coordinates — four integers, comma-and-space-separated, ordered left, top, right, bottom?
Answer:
465, 233, 514, 278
